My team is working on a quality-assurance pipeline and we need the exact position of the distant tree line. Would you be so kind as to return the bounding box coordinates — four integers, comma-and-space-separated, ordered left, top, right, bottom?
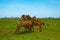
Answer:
0, 17, 60, 19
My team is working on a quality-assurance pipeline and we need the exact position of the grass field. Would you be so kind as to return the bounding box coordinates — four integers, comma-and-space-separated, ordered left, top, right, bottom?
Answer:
0, 18, 60, 40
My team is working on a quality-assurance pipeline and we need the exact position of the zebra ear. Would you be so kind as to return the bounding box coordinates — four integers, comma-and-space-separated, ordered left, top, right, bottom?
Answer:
22, 15, 25, 17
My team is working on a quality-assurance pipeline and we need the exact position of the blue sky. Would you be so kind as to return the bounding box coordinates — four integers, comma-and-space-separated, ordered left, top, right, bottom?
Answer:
0, 0, 60, 18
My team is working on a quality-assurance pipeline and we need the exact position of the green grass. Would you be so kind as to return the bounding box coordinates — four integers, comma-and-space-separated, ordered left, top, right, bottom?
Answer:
0, 18, 60, 40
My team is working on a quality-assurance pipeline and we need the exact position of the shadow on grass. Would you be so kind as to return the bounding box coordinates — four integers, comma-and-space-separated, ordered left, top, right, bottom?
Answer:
15, 31, 32, 35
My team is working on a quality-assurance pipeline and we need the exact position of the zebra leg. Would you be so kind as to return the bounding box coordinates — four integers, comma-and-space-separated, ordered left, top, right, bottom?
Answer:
15, 25, 20, 34
39, 26, 42, 32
